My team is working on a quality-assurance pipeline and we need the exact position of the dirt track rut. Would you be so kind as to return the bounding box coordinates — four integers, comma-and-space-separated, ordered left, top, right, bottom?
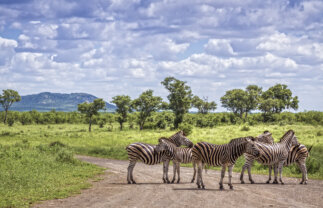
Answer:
34, 155, 323, 208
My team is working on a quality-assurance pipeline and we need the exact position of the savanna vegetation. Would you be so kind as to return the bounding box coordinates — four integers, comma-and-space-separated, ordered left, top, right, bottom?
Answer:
1, 78, 322, 207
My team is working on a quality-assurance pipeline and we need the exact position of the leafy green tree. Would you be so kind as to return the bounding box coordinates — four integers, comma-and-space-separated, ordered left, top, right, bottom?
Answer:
0, 89, 21, 123
111, 95, 132, 130
221, 89, 247, 118
259, 84, 299, 114
245, 85, 262, 119
161, 77, 193, 128
78, 98, 106, 132
132, 90, 163, 130
192, 96, 217, 114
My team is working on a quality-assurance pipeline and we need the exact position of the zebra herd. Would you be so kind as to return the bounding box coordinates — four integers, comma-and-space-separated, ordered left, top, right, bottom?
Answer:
126, 130, 311, 190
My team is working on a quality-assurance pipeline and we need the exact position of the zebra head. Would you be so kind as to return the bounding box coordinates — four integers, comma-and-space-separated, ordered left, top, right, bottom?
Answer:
280, 130, 299, 148
155, 138, 173, 153
171, 131, 193, 148
256, 130, 274, 144
245, 138, 261, 158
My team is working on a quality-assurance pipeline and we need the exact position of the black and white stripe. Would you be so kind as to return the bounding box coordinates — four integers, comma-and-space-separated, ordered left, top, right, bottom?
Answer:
126, 131, 193, 184
192, 136, 260, 190
156, 138, 196, 184
240, 130, 299, 185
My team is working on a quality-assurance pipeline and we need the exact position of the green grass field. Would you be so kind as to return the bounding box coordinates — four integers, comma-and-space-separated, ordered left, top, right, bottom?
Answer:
0, 123, 322, 207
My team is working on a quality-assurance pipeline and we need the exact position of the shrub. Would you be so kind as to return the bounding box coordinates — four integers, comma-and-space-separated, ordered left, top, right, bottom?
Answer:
56, 149, 76, 164
178, 123, 193, 136
7, 117, 14, 126
241, 126, 250, 131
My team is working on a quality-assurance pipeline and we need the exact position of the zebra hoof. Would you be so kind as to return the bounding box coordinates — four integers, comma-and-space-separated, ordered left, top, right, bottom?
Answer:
132, 181, 136, 184
219, 185, 224, 190
176, 180, 180, 184
191, 179, 195, 183
281, 182, 284, 185
202, 186, 205, 189
273, 180, 278, 184
197, 184, 201, 189
128, 181, 131, 184
266, 180, 270, 184
241, 181, 245, 184
230, 186, 233, 190
250, 180, 255, 184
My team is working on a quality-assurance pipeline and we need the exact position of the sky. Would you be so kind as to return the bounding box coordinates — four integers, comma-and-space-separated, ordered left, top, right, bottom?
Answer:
0, 0, 323, 112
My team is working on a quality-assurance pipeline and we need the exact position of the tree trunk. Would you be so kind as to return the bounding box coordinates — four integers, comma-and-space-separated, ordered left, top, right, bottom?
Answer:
4, 109, 8, 123
120, 122, 123, 130
89, 117, 92, 132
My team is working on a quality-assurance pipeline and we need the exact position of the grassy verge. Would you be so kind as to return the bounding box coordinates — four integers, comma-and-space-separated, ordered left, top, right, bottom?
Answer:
0, 140, 104, 208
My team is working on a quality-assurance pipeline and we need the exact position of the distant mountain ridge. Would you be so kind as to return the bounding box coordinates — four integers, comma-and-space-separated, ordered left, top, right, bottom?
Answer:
5, 92, 116, 112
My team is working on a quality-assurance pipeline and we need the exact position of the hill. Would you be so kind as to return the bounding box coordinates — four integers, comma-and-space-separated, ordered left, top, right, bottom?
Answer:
5, 92, 116, 112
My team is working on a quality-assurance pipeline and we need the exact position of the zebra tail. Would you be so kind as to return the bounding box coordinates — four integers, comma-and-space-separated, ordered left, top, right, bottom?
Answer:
307, 145, 313, 153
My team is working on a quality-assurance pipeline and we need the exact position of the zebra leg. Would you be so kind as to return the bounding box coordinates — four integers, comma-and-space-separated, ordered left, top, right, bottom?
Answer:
247, 165, 255, 184
219, 165, 226, 190
240, 163, 247, 184
163, 160, 171, 183
196, 160, 204, 189
297, 161, 308, 185
127, 160, 137, 184
176, 162, 181, 183
191, 162, 196, 183
266, 165, 272, 184
228, 165, 234, 190
171, 162, 177, 183
273, 164, 278, 184
278, 162, 284, 185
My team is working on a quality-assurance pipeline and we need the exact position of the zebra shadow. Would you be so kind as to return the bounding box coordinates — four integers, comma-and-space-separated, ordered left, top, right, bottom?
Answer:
172, 187, 232, 192
109, 182, 165, 185
233, 182, 296, 186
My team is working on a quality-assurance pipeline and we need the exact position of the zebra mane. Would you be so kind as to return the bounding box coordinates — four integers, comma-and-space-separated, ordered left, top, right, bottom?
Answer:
279, 130, 295, 143
229, 136, 255, 144
159, 137, 176, 145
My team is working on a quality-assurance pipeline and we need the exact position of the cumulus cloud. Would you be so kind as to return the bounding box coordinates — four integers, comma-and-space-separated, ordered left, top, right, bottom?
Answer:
0, 0, 322, 111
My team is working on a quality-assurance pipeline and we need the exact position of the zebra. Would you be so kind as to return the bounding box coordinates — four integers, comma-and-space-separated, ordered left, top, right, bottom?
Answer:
192, 136, 260, 190
239, 130, 299, 185
126, 131, 193, 184
155, 137, 196, 184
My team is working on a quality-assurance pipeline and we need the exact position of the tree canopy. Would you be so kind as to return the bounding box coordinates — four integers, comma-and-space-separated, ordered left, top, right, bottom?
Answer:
77, 98, 105, 132
132, 90, 163, 130
192, 96, 217, 114
161, 77, 193, 128
111, 95, 132, 130
0, 89, 21, 123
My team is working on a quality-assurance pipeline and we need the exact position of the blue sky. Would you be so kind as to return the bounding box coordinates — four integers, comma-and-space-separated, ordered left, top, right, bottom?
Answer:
0, 0, 323, 111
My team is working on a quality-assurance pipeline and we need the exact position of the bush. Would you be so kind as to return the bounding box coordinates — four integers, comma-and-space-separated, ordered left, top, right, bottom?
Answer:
7, 117, 14, 126
241, 126, 250, 131
178, 123, 193, 136
56, 149, 76, 163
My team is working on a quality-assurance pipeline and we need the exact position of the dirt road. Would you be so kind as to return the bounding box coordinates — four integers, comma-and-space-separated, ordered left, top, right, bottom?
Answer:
34, 155, 323, 208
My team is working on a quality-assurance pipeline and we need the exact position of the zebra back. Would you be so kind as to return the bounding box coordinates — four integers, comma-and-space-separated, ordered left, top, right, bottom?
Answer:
157, 138, 192, 163
193, 138, 259, 166
126, 142, 171, 165
168, 131, 193, 147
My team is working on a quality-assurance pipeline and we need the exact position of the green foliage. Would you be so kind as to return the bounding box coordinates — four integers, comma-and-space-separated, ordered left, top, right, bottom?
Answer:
7, 116, 15, 126
132, 90, 163, 130
161, 77, 193, 128
192, 96, 217, 114
78, 98, 106, 132
111, 95, 132, 130
241, 125, 250, 131
259, 84, 299, 114
0, 89, 21, 123
178, 123, 193, 136
221, 89, 247, 118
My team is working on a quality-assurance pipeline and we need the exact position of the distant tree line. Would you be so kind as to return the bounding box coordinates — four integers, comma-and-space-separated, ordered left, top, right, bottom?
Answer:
1, 77, 318, 132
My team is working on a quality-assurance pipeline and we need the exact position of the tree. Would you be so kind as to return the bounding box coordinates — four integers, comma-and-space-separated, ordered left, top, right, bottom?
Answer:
161, 77, 193, 128
0, 89, 21, 123
78, 98, 106, 132
259, 84, 299, 114
132, 90, 163, 130
244, 85, 262, 119
221, 89, 247, 118
192, 96, 217, 114
111, 95, 132, 130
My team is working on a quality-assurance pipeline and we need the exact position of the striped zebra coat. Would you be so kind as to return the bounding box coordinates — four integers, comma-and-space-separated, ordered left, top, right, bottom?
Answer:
192, 137, 260, 190
126, 131, 193, 184
156, 137, 196, 184
240, 130, 299, 185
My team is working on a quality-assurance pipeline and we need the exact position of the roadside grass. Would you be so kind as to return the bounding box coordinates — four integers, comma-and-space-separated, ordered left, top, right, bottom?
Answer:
0, 122, 322, 206
0, 140, 104, 208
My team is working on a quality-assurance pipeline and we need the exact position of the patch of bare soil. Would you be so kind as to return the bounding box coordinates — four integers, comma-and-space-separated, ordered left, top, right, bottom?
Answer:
34, 155, 323, 208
